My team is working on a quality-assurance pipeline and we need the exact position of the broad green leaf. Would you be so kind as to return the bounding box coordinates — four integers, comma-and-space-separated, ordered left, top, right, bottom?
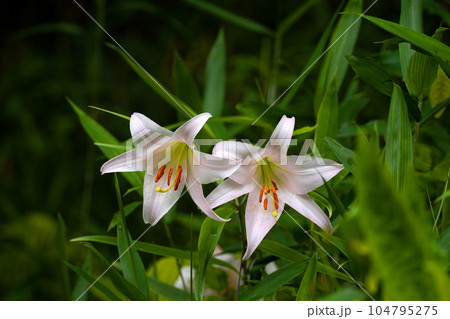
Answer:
277, 0, 342, 110
309, 191, 333, 218
324, 137, 355, 174
80, 242, 148, 300
257, 240, 352, 282
107, 201, 142, 231
292, 124, 317, 137
65, 260, 121, 301
114, 175, 149, 298
314, 75, 339, 159
346, 55, 393, 96
194, 205, 235, 301
70, 254, 92, 301
385, 84, 413, 189
296, 253, 318, 301
68, 98, 144, 192
423, 0, 450, 26
361, 15, 450, 61
314, 0, 362, 112
71, 235, 237, 272
173, 52, 202, 113
356, 138, 450, 300
147, 277, 190, 301
399, 0, 423, 94
430, 66, 450, 118
204, 29, 226, 117
185, 0, 274, 36
406, 28, 443, 100
240, 259, 308, 301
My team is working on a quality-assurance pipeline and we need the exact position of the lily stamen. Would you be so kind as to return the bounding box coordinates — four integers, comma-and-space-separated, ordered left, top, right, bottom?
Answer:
154, 165, 166, 182
263, 198, 268, 210
271, 179, 278, 190
156, 166, 183, 193
174, 166, 182, 190
167, 167, 173, 186
259, 184, 265, 203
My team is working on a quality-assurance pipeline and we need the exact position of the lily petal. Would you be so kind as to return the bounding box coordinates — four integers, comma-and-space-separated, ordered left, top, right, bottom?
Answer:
263, 115, 295, 161
279, 191, 333, 235
272, 155, 344, 194
190, 150, 242, 184
101, 149, 144, 173
173, 113, 211, 146
186, 173, 230, 222
142, 171, 186, 226
130, 112, 173, 146
243, 180, 285, 260
206, 178, 254, 209
212, 141, 265, 164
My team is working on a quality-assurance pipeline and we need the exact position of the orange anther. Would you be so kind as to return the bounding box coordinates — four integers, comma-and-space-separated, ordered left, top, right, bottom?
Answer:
271, 187, 276, 194
263, 198, 268, 210
167, 167, 174, 186
155, 165, 166, 182
273, 193, 279, 210
271, 179, 278, 190
264, 188, 270, 194
174, 166, 182, 191
259, 184, 265, 203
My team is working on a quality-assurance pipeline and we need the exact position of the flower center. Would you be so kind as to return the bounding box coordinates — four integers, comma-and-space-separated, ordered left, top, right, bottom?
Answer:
258, 158, 280, 218
154, 143, 188, 193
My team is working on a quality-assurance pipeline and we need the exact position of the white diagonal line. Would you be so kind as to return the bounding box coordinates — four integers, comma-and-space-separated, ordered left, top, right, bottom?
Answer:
251, 178, 376, 301
73, 0, 192, 120
252, 0, 379, 125
76, 179, 199, 301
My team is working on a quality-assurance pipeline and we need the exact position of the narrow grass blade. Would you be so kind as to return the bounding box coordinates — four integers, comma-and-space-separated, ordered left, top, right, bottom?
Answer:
385, 84, 413, 189
70, 254, 92, 301
147, 277, 190, 301
194, 206, 235, 301
185, 0, 274, 36
114, 175, 149, 298
107, 201, 142, 231
88, 105, 130, 120
296, 253, 318, 301
240, 259, 308, 301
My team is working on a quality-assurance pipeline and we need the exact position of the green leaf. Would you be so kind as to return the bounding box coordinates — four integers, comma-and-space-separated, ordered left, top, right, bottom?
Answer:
57, 213, 70, 299
296, 253, 318, 301
346, 55, 393, 96
107, 201, 142, 231
361, 15, 450, 61
68, 97, 144, 192
88, 105, 130, 120
204, 29, 226, 117
257, 240, 352, 282
292, 124, 317, 137
147, 277, 190, 301
324, 137, 355, 174
65, 259, 121, 301
314, 0, 362, 112
70, 235, 237, 272
321, 286, 366, 301
385, 84, 413, 189
80, 242, 148, 300
277, 0, 317, 36
70, 254, 93, 301
173, 52, 202, 113
114, 175, 149, 298
356, 138, 450, 300
240, 259, 308, 301
399, 0, 423, 94
315, 75, 339, 159
277, 1, 342, 110
185, 0, 274, 36
194, 205, 235, 301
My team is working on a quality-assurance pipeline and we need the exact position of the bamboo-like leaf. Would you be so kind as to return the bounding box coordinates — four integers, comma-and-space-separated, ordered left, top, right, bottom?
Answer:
314, 0, 362, 112
430, 66, 450, 118
315, 75, 339, 159
194, 205, 235, 301
204, 29, 226, 117
173, 52, 202, 113
292, 125, 317, 137
88, 105, 130, 120
277, 1, 342, 110
70, 254, 92, 301
296, 253, 318, 301
114, 175, 149, 298
324, 137, 355, 174
385, 84, 413, 189
346, 55, 393, 96
107, 201, 142, 231
147, 277, 190, 301
71, 235, 237, 271
399, 0, 423, 95
361, 15, 450, 61
356, 138, 450, 300
185, 0, 274, 36
65, 260, 121, 301
68, 98, 144, 192
240, 260, 308, 301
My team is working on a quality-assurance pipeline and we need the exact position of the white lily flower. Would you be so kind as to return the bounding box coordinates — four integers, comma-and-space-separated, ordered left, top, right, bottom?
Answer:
206, 115, 344, 260
101, 112, 240, 226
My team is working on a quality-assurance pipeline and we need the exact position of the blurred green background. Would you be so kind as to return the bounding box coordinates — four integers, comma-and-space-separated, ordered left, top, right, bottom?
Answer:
1, 0, 449, 300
